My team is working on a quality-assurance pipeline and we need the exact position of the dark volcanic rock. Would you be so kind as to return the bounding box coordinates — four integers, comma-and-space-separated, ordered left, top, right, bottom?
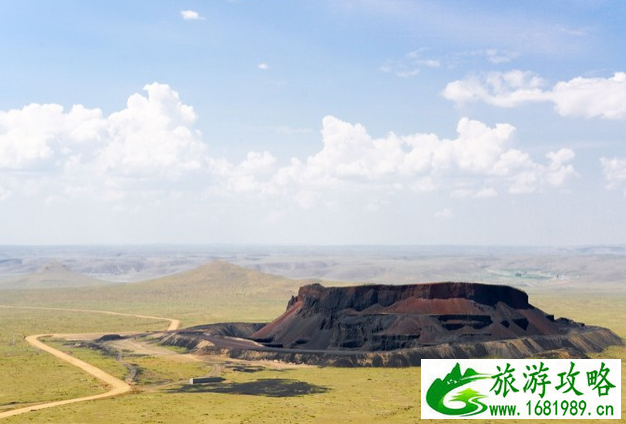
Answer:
182, 322, 266, 338
251, 282, 619, 352
160, 322, 266, 351
228, 326, 623, 366
96, 334, 123, 342
159, 282, 622, 366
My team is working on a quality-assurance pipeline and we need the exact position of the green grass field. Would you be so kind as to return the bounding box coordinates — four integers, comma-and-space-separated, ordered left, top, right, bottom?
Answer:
0, 307, 167, 414
43, 337, 213, 387
0, 262, 624, 423
0, 262, 301, 327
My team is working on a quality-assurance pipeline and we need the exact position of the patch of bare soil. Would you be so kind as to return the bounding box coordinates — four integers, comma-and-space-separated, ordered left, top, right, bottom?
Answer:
104, 337, 202, 362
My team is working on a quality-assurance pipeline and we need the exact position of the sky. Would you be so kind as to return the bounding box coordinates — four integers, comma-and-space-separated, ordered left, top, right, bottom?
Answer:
1, 0, 626, 245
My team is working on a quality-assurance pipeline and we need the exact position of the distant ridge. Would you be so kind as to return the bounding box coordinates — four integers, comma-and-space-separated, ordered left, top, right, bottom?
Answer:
128, 260, 301, 297
0, 260, 113, 290
0, 261, 311, 325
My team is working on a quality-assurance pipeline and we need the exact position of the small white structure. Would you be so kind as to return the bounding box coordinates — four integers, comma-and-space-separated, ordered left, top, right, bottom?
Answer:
189, 377, 221, 384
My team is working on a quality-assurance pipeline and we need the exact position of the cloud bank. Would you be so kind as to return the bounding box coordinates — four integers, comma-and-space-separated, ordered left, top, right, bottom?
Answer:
0, 83, 578, 210
267, 116, 575, 199
0, 83, 207, 176
443, 70, 626, 119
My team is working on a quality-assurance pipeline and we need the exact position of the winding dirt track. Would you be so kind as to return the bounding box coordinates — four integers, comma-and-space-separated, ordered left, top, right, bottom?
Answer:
0, 306, 180, 420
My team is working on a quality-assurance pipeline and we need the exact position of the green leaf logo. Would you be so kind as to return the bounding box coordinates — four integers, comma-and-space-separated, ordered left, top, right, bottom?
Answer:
426, 363, 491, 416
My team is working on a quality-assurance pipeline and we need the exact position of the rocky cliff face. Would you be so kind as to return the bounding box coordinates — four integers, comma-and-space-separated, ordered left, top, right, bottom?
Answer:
251, 282, 599, 351
229, 326, 623, 367
155, 281, 623, 366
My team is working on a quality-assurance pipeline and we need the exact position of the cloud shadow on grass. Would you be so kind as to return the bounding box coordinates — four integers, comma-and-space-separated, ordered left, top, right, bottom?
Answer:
167, 378, 329, 397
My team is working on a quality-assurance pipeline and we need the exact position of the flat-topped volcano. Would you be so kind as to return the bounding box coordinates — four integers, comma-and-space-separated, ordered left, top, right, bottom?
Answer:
250, 282, 617, 352
157, 277, 623, 366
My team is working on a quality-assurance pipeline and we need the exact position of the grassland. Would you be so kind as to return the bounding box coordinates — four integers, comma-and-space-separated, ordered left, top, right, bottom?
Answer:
0, 261, 624, 423
5, 342, 624, 424
0, 262, 303, 327
0, 307, 168, 414
43, 337, 213, 387
3, 365, 423, 424
530, 291, 626, 337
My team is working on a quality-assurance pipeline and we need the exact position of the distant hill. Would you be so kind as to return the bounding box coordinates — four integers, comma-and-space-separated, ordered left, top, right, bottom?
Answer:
121, 260, 303, 299
0, 261, 113, 290
0, 261, 321, 326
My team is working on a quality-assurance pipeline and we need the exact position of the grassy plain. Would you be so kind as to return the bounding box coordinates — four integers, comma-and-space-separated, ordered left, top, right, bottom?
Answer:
0, 262, 301, 327
44, 337, 213, 387
0, 262, 624, 423
529, 291, 626, 424
530, 291, 626, 338
0, 307, 167, 414
4, 343, 625, 424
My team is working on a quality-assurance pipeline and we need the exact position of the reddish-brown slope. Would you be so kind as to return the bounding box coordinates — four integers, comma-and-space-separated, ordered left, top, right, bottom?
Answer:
252, 282, 573, 351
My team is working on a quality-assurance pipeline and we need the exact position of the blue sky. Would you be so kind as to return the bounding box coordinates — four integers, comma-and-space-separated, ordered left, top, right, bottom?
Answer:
1, 1, 626, 245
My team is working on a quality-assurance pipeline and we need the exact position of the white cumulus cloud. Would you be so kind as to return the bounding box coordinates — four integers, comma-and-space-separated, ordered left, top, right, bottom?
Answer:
443, 70, 546, 107
180, 10, 204, 20
443, 70, 626, 119
96, 83, 208, 178
0, 84, 579, 214
0, 83, 207, 178
0, 103, 105, 169
256, 116, 577, 207
601, 157, 626, 195
209, 151, 278, 195
550, 73, 626, 119
0, 83, 210, 207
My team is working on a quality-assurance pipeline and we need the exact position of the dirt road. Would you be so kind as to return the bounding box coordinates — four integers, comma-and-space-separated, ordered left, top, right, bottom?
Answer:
104, 337, 201, 362
0, 305, 180, 332
0, 306, 181, 420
